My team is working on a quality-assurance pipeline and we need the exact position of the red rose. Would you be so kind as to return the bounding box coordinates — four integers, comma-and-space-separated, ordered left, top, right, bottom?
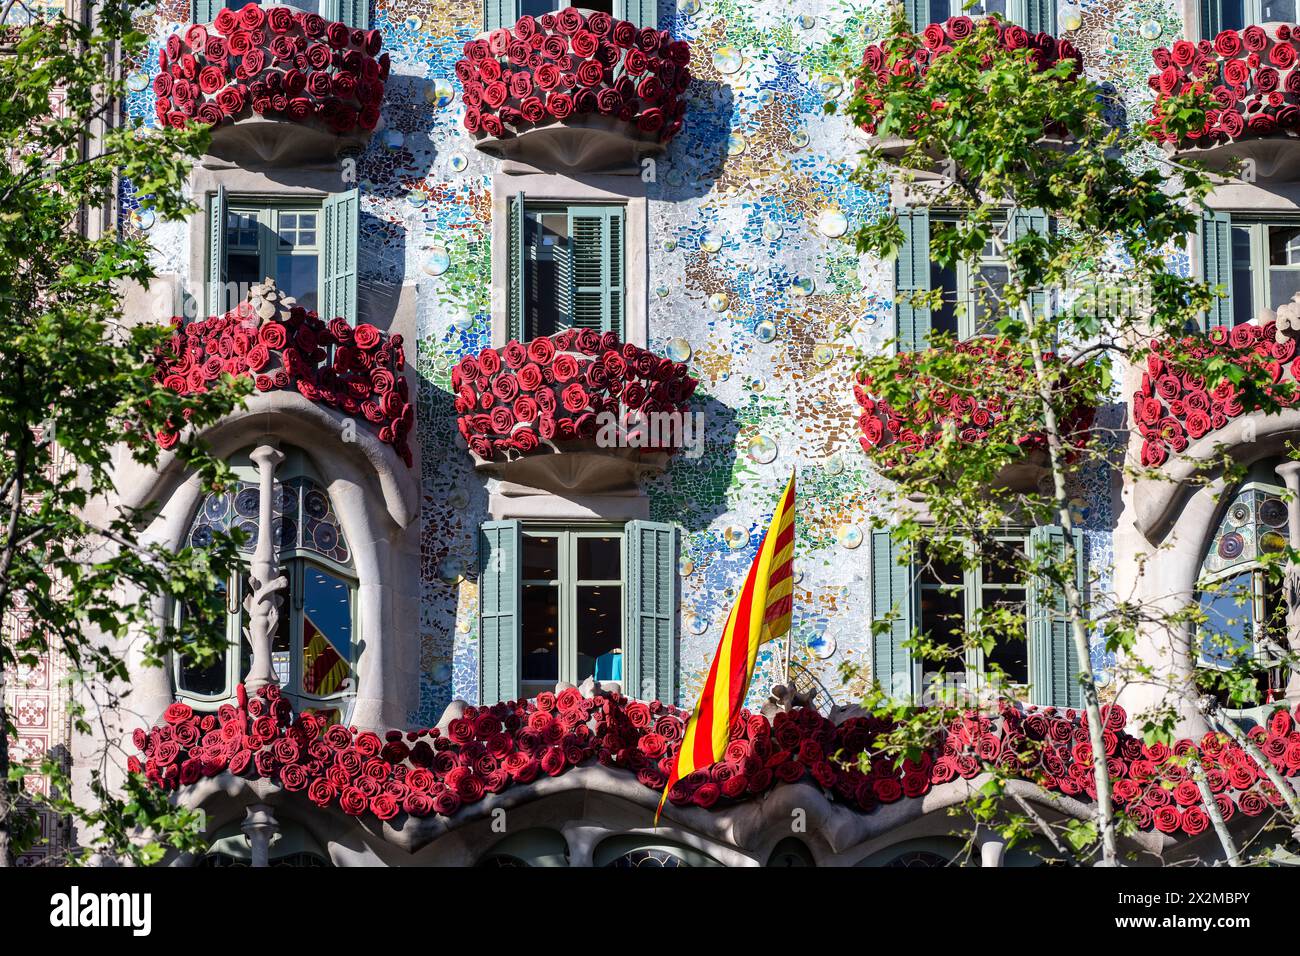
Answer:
164, 702, 193, 725
212, 8, 238, 34
546, 91, 574, 118
327, 20, 350, 49
561, 382, 590, 412
352, 322, 381, 349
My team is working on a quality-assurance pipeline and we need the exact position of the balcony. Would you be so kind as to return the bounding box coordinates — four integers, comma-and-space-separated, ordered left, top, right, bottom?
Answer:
454, 9, 691, 172
855, 16, 1083, 176
854, 337, 1093, 487
155, 6, 388, 166
153, 279, 413, 467
1147, 24, 1300, 180
454, 330, 698, 493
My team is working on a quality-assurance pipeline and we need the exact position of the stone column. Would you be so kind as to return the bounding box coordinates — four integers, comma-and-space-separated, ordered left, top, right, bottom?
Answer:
244, 443, 286, 691
1274, 461, 1300, 699
241, 804, 279, 868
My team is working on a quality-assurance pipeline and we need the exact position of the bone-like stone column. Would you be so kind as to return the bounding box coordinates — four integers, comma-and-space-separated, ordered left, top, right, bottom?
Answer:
241, 804, 279, 868
244, 443, 286, 691
1274, 461, 1300, 699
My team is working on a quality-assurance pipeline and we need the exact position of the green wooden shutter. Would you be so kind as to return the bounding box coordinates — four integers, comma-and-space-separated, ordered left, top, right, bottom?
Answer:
1009, 207, 1050, 320
569, 206, 624, 337
205, 185, 227, 318
1028, 525, 1084, 708
1024, 0, 1055, 34
479, 520, 521, 705
903, 0, 926, 30
191, 0, 221, 24
322, 188, 359, 326
618, 0, 659, 28
871, 529, 919, 700
625, 520, 677, 705
1199, 209, 1233, 331
1201, 0, 1221, 43
484, 0, 514, 32
895, 208, 931, 352
508, 192, 524, 340
323, 0, 371, 28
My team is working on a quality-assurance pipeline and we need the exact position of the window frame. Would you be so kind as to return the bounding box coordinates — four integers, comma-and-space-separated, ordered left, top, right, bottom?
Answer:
917, 532, 1033, 693
518, 523, 626, 697
1198, 0, 1298, 40
930, 211, 1015, 342
907, 0, 1052, 31
485, 0, 657, 32
172, 451, 360, 711
224, 199, 325, 311
1227, 216, 1300, 328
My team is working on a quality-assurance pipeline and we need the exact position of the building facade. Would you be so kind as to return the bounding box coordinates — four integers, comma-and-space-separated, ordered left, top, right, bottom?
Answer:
12, 0, 1300, 866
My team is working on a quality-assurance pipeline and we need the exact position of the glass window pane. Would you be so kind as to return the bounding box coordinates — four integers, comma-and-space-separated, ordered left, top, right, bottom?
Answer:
521, 584, 559, 685
1269, 267, 1300, 313
1261, 0, 1295, 23
1221, 0, 1245, 30
1231, 226, 1254, 327
278, 211, 318, 250
520, 0, 561, 17
1268, 225, 1300, 266
981, 539, 1024, 587
577, 535, 621, 580
275, 254, 318, 310
972, 263, 1010, 334
522, 534, 559, 580
929, 261, 959, 339
1198, 573, 1255, 666
971, 0, 1005, 15
178, 580, 233, 697
984, 599, 1028, 685
928, 0, 951, 21
301, 566, 353, 696
576, 585, 622, 682
271, 570, 293, 687
227, 252, 261, 292
525, 209, 570, 340
226, 211, 259, 249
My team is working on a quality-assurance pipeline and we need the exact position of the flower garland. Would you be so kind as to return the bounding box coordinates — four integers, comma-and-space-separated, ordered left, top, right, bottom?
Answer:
853, 339, 1092, 462
453, 330, 698, 463
153, 3, 388, 135
132, 686, 1300, 837
1148, 24, 1300, 146
152, 283, 414, 467
856, 15, 1083, 136
454, 9, 691, 143
1133, 321, 1297, 468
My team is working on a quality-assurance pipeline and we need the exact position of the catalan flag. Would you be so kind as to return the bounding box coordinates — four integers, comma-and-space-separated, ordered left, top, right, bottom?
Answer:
657, 472, 796, 823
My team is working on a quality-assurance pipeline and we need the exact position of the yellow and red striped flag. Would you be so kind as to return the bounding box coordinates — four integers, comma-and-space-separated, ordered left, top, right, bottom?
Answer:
657, 472, 796, 823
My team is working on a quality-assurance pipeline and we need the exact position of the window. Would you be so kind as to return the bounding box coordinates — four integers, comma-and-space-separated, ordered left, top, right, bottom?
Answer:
896, 207, 1050, 350
192, 0, 370, 28
480, 519, 676, 704
485, 0, 657, 32
206, 187, 358, 323
871, 525, 1083, 706
903, 0, 1055, 31
1195, 467, 1290, 670
1202, 213, 1300, 329
918, 535, 1030, 689
1201, 0, 1295, 39
175, 449, 358, 715
507, 195, 625, 342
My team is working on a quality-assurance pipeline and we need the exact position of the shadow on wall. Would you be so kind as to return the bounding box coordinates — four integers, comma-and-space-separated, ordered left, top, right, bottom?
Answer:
651, 78, 735, 202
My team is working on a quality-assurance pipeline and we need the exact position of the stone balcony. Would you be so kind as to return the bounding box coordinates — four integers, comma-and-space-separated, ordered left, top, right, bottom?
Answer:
155, 5, 388, 165
454, 330, 698, 494
1148, 24, 1300, 180
454, 8, 690, 172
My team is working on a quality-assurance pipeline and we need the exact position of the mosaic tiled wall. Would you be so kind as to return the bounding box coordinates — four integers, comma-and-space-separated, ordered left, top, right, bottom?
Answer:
122, 0, 1187, 725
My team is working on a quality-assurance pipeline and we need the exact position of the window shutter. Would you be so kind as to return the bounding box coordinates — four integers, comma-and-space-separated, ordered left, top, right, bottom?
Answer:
895, 208, 931, 352
508, 192, 524, 340
1199, 209, 1233, 330
322, 188, 359, 326
1009, 206, 1050, 320
1024, 0, 1055, 34
323, 0, 371, 29
191, 0, 221, 24
1028, 525, 1084, 709
624, 520, 677, 705
870, 529, 918, 700
484, 0, 515, 32
479, 520, 521, 705
1201, 0, 1221, 43
903, 0, 926, 30
569, 206, 623, 336
206, 185, 227, 318
618, 0, 659, 28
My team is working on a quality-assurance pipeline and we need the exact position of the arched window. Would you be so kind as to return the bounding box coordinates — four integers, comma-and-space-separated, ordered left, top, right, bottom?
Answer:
174, 447, 357, 718
1195, 460, 1290, 680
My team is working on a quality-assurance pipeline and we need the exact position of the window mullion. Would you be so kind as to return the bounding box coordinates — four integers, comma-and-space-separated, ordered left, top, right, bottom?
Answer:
1254, 223, 1268, 318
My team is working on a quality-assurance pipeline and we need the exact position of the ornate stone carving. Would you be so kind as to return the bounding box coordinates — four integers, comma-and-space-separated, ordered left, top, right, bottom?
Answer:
243, 443, 287, 691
